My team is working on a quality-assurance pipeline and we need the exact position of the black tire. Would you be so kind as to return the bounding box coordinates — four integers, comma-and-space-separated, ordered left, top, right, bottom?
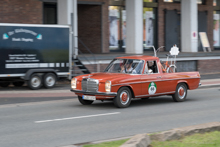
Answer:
43, 73, 57, 88
113, 87, 132, 108
28, 74, 42, 90
172, 83, 187, 102
13, 81, 25, 87
0, 82, 10, 87
78, 96, 94, 105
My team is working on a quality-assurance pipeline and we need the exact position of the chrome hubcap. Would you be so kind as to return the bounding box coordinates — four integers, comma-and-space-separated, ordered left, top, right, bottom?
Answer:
31, 76, 41, 87
178, 86, 186, 99
120, 90, 129, 105
46, 76, 55, 86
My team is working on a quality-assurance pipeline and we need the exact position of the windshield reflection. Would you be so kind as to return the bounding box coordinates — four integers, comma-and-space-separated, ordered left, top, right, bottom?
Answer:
105, 59, 144, 74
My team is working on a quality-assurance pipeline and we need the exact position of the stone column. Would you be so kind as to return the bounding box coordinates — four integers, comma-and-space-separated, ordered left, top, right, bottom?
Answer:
125, 0, 143, 54
57, 0, 78, 57
181, 0, 198, 52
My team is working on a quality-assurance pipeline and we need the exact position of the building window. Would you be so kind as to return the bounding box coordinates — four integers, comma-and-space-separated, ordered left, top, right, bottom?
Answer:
43, 3, 57, 24
213, 11, 220, 49
109, 6, 122, 51
109, 1, 157, 52
144, 0, 157, 2
213, 0, 220, 6
143, 7, 157, 50
164, 0, 205, 4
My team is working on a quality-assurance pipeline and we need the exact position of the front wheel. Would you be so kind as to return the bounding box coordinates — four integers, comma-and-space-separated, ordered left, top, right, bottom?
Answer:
78, 96, 94, 105
113, 87, 132, 108
172, 83, 187, 102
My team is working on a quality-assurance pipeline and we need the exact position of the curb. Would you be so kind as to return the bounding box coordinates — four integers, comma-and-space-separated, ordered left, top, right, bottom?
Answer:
199, 84, 220, 88
120, 134, 151, 147
120, 122, 220, 147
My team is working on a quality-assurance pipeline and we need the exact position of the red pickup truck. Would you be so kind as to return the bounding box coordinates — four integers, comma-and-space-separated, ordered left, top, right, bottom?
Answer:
71, 55, 200, 108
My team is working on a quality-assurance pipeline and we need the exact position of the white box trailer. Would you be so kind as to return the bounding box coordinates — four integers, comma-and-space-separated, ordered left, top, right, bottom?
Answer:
0, 23, 71, 89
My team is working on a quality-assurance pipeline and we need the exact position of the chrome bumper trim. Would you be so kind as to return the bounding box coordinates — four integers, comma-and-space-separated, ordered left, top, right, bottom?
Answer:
70, 89, 117, 96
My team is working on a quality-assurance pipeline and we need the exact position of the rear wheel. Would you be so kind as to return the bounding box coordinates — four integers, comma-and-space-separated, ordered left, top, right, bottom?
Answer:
113, 87, 132, 108
28, 74, 42, 90
172, 83, 187, 102
43, 73, 56, 88
78, 96, 94, 105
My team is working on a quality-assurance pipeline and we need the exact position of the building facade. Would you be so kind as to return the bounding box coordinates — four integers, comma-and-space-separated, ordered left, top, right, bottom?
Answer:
0, 0, 220, 54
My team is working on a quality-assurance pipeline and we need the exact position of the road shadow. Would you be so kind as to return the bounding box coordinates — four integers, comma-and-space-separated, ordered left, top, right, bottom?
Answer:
69, 96, 197, 109
70, 101, 116, 110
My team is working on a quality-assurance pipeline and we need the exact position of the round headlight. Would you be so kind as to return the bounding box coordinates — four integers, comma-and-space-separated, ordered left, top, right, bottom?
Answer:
105, 80, 111, 92
71, 78, 77, 89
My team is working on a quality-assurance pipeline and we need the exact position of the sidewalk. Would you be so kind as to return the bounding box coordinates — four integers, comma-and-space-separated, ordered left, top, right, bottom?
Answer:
0, 78, 219, 98
0, 89, 76, 98
200, 78, 220, 87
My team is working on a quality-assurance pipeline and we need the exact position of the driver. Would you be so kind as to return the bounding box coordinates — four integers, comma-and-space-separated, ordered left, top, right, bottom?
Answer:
121, 59, 136, 74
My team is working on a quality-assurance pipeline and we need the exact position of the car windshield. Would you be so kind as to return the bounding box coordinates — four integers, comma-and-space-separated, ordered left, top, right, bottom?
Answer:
104, 59, 144, 74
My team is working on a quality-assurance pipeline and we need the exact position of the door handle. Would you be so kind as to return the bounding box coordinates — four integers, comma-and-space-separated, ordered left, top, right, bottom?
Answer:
157, 76, 162, 79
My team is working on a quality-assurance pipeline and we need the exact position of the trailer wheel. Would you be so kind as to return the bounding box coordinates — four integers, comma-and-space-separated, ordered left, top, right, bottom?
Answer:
0, 82, 10, 87
43, 73, 57, 88
28, 74, 42, 90
13, 81, 25, 87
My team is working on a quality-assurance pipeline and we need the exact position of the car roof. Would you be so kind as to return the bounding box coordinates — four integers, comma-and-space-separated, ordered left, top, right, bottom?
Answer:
116, 55, 159, 60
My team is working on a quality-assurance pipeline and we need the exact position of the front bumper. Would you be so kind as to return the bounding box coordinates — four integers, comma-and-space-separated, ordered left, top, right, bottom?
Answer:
70, 89, 117, 96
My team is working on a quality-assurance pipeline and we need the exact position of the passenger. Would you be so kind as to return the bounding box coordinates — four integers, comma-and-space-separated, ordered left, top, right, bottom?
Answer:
147, 61, 153, 74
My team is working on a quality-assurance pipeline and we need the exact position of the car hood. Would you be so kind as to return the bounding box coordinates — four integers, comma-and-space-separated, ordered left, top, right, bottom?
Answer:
76, 72, 131, 83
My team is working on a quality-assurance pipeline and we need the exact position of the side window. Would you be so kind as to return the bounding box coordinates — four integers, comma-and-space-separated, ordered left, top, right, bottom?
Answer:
145, 60, 158, 74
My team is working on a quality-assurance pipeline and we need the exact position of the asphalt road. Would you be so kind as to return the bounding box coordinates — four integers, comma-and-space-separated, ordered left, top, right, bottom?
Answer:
0, 87, 219, 147
0, 73, 219, 91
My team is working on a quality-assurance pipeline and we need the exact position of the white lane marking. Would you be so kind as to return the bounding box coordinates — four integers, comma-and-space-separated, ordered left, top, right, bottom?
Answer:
35, 112, 120, 123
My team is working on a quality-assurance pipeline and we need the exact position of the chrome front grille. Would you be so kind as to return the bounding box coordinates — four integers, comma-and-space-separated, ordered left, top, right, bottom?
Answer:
81, 78, 99, 92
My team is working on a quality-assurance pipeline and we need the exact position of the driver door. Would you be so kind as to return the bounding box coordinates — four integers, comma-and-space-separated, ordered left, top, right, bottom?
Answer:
140, 60, 163, 97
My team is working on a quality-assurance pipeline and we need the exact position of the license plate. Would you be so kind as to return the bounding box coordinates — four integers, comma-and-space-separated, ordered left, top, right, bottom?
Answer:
82, 95, 96, 101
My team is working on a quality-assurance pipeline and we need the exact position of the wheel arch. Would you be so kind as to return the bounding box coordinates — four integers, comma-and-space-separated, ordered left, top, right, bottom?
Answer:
117, 85, 135, 98
24, 69, 58, 80
177, 80, 189, 89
